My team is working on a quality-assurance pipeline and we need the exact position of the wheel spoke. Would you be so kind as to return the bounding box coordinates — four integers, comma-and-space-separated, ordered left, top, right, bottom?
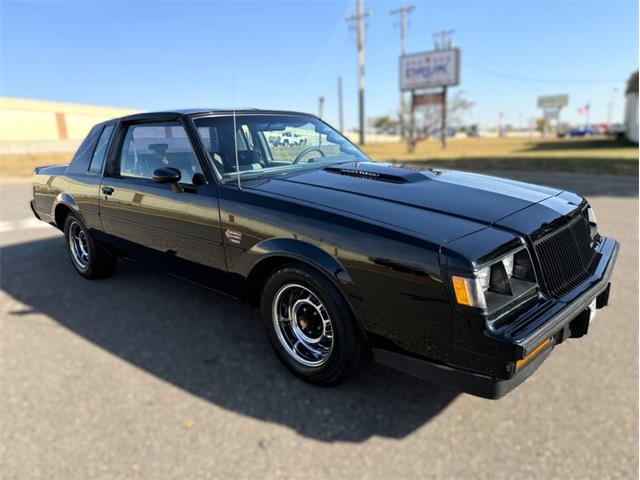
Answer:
271, 283, 334, 367
69, 221, 90, 269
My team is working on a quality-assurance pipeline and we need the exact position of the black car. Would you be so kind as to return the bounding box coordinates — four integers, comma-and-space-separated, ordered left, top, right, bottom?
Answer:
31, 109, 618, 399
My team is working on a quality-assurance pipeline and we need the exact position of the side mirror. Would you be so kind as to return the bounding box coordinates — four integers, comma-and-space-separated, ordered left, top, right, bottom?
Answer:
152, 167, 181, 183
153, 167, 184, 192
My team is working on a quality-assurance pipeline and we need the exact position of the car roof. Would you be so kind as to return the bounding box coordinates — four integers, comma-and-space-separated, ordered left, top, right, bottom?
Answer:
116, 108, 318, 122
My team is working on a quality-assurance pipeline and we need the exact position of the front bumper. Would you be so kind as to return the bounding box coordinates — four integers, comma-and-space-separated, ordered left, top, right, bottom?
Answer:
491, 236, 618, 357
374, 342, 554, 399
375, 236, 619, 399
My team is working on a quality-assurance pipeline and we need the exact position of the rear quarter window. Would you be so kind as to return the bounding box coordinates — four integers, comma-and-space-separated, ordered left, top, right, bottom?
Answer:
66, 125, 103, 174
88, 125, 114, 173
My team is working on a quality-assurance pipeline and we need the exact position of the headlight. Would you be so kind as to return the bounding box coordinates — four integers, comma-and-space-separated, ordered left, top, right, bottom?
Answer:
587, 206, 597, 225
451, 248, 537, 310
586, 206, 598, 240
476, 266, 491, 290
502, 255, 514, 278
469, 254, 515, 294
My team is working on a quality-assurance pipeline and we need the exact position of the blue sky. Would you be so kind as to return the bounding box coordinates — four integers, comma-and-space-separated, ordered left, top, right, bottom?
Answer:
1, 0, 637, 129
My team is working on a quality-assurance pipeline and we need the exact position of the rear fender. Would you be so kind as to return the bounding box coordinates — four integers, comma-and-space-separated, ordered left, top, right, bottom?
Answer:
52, 192, 83, 228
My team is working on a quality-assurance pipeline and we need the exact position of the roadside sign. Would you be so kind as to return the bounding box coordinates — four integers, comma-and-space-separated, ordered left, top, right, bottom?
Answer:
400, 49, 460, 91
412, 92, 444, 109
537, 95, 569, 109
544, 108, 560, 120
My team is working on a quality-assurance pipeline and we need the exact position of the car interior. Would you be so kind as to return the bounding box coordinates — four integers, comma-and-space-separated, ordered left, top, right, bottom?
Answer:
119, 125, 205, 185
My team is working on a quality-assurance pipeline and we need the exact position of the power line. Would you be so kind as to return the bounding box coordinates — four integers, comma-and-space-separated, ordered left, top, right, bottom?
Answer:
463, 60, 624, 85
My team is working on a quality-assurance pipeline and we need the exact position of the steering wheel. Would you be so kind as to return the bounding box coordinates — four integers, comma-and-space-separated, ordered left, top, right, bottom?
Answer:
292, 146, 326, 164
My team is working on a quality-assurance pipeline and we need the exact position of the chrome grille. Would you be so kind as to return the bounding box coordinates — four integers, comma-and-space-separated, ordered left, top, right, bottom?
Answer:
534, 214, 598, 298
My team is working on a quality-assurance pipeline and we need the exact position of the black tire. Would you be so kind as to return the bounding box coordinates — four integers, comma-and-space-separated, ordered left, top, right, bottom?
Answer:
63, 212, 116, 279
260, 263, 370, 386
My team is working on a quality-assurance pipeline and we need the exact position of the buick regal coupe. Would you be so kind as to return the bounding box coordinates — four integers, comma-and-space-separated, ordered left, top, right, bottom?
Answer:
31, 109, 618, 398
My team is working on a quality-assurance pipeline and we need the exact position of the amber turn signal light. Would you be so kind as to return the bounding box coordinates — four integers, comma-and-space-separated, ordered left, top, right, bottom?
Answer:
451, 275, 487, 308
516, 338, 551, 370
452, 276, 471, 306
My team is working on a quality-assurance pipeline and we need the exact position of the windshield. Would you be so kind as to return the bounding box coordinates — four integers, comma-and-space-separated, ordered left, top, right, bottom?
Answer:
193, 114, 369, 181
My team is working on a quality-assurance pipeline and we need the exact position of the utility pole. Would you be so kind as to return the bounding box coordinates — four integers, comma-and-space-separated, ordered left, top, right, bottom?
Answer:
318, 96, 325, 119
433, 28, 455, 50
337, 76, 344, 133
434, 29, 454, 149
390, 4, 414, 141
346, 0, 369, 145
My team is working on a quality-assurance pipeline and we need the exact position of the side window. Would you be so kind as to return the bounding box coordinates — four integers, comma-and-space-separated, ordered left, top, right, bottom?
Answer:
88, 125, 114, 173
118, 122, 204, 184
197, 126, 225, 171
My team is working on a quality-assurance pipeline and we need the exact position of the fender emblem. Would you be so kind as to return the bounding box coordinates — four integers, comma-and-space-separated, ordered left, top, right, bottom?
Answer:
225, 228, 242, 244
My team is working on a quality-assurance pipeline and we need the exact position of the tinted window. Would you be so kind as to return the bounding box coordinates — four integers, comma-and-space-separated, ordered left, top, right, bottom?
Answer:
88, 124, 114, 173
118, 122, 203, 184
66, 125, 102, 174
74, 125, 101, 160
194, 115, 366, 181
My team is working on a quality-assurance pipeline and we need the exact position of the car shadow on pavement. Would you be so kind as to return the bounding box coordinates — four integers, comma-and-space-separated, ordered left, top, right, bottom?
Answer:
2, 237, 458, 443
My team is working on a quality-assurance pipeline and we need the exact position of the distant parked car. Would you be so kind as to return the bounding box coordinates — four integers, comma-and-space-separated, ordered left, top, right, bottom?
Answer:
557, 127, 597, 138
268, 135, 280, 147
279, 131, 307, 147
606, 123, 626, 140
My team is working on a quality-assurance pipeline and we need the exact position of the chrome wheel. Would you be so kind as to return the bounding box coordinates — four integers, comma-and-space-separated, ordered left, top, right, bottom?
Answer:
69, 220, 90, 270
272, 283, 334, 367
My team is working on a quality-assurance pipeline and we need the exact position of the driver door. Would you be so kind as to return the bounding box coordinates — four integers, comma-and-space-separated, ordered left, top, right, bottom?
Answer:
99, 120, 228, 288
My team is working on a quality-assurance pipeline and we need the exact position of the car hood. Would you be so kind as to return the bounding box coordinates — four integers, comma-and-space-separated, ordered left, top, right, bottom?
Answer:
248, 162, 564, 243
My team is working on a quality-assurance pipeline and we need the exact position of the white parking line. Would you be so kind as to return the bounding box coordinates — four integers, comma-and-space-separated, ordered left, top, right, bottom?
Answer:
0, 218, 52, 233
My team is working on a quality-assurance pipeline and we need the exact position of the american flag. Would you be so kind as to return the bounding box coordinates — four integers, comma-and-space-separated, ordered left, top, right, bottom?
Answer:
578, 103, 591, 115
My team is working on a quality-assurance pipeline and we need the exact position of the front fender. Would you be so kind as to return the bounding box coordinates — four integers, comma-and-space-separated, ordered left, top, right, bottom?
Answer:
238, 237, 353, 286
237, 237, 369, 340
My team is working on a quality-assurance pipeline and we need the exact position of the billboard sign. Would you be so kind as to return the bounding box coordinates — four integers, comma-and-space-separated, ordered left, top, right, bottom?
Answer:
537, 95, 569, 109
400, 49, 460, 91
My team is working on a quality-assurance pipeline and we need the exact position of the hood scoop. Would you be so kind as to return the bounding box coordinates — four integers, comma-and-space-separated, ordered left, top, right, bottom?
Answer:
323, 162, 427, 184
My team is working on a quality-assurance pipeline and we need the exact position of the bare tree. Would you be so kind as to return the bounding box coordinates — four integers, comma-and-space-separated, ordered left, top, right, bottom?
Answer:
406, 91, 474, 152
372, 115, 399, 135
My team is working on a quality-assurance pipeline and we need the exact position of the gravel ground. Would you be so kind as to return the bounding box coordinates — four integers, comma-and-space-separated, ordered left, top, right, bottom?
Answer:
1, 172, 637, 479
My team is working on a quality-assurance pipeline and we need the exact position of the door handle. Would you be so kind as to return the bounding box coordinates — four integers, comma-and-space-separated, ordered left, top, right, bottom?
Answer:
102, 186, 114, 195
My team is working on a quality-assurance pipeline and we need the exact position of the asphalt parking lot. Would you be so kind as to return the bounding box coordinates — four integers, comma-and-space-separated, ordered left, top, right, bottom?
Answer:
1, 172, 637, 479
